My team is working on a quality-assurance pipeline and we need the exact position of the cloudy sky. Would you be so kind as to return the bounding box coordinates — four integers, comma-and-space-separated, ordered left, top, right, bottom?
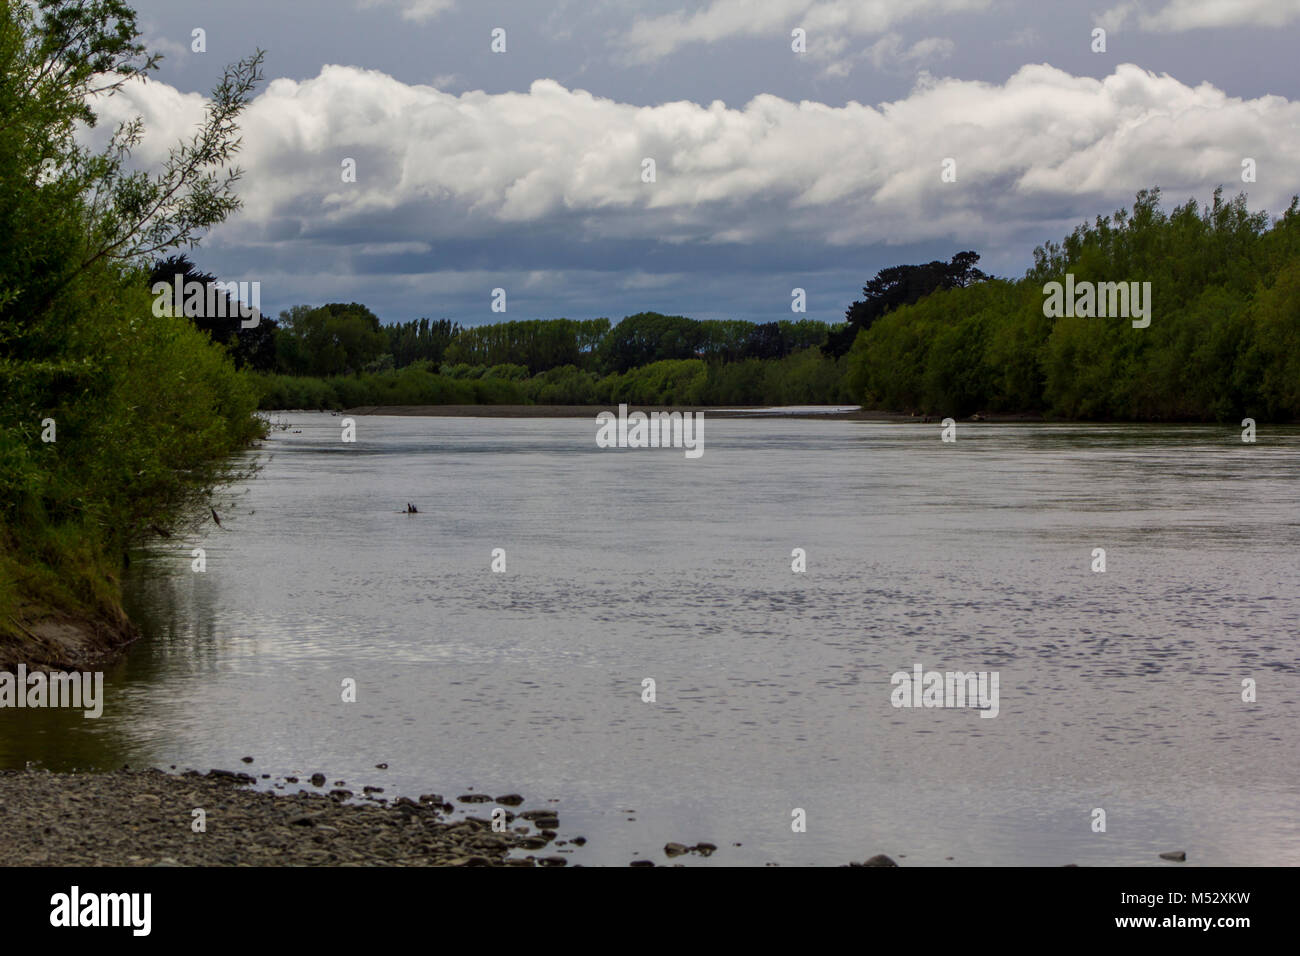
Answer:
102, 0, 1300, 326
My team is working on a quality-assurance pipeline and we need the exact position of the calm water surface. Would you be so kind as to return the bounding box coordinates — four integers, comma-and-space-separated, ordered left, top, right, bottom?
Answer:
4, 413, 1298, 866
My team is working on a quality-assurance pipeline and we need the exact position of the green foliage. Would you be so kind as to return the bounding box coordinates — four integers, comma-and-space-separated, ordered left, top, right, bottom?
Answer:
827, 251, 988, 356
598, 313, 704, 373
147, 255, 279, 371
250, 364, 530, 409
0, 1, 266, 640
275, 302, 387, 377
255, 338, 853, 410
846, 189, 1300, 421
523, 365, 599, 404
385, 317, 460, 369
597, 359, 707, 405
443, 317, 610, 372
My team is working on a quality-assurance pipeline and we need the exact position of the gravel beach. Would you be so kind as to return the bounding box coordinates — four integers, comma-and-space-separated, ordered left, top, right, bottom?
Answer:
0, 768, 576, 867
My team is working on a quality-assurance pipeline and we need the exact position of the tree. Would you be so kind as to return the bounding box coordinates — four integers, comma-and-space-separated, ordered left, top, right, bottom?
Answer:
0, 1, 263, 341
275, 302, 387, 376
1, 0, 266, 620
598, 312, 703, 373
385, 317, 461, 369
825, 251, 989, 356
148, 255, 278, 371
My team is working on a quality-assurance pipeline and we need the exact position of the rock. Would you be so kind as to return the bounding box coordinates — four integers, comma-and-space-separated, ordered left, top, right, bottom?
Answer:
207, 769, 256, 785
288, 814, 318, 827
457, 794, 492, 803
285, 776, 299, 784
418, 793, 444, 805
495, 794, 524, 806
309, 773, 327, 787
571, 836, 587, 846
375, 763, 388, 770
241, 756, 254, 764
664, 842, 690, 857
694, 842, 717, 856
630, 860, 655, 867
539, 856, 567, 867
363, 786, 384, 794
862, 854, 898, 867
328, 789, 353, 801
1159, 851, 1186, 862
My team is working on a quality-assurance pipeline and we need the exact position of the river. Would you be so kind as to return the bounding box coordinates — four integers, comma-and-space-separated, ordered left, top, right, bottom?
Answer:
3, 412, 1297, 866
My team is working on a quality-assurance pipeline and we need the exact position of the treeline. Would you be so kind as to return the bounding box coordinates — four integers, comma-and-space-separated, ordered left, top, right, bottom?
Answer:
189, 291, 844, 384
149, 277, 854, 408
153, 184, 1299, 423
846, 188, 1300, 421
255, 347, 852, 410
1, 3, 265, 656
251, 310, 848, 409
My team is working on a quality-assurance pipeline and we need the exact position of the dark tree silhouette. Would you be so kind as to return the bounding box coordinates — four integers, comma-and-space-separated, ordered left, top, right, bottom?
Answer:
148, 255, 279, 371
825, 251, 989, 356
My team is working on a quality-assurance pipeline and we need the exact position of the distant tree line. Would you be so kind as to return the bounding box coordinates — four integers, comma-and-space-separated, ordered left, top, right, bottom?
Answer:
150, 262, 848, 385
155, 187, 1300, 421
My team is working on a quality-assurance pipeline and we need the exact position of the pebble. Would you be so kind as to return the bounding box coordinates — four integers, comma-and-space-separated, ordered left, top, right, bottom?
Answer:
0, 768, 564, 867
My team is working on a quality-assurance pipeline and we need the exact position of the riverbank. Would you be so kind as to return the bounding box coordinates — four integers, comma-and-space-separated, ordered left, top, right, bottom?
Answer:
341, 404, 1045, 422
0, 610, 138, 674
0, 767, 577, 866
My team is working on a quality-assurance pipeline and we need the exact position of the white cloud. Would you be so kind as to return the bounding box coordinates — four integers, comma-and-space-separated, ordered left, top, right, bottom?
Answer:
1097, 2, 1139, 30
357, 0, 455, 23
618, 0, 991, 63
1098, 0, 1300, 31
865, 34, 956, 72
89, 62, 1300, 261
143, 33, 191, 62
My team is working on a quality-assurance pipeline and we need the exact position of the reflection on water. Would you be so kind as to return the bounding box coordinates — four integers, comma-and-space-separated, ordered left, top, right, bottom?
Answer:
2, 414, 1298, 866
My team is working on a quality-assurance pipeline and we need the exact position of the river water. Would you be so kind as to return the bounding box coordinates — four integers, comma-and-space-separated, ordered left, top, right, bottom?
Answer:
3, 412, 1298, 866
